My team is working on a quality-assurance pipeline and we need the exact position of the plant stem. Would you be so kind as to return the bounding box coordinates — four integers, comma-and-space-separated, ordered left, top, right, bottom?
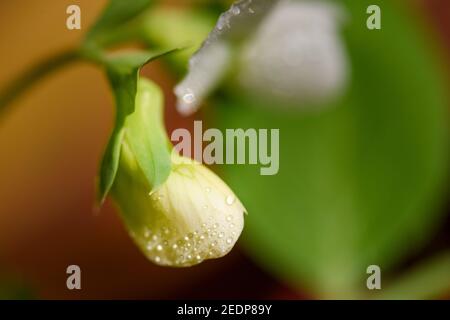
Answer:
375, 251, 450, 299
0, 48, 80, 119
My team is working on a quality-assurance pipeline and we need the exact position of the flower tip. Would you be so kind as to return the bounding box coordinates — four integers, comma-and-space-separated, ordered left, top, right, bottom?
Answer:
174, 86, 199, 116
114, 153, 246, 267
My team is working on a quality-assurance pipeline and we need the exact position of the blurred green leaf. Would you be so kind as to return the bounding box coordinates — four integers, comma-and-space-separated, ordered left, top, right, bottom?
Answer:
98, 50, 175, 204
140, 7, 215, 72
375, 252, 450, 299
214, 0, 449, 297
85, 0, 155, 45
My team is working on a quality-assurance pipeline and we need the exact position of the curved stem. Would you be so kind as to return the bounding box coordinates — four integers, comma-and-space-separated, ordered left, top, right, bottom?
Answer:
375, 252, 450, 299
0, 48, 80, 119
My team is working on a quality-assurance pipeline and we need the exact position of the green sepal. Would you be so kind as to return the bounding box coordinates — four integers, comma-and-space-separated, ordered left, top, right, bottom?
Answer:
97, 50, 176, 205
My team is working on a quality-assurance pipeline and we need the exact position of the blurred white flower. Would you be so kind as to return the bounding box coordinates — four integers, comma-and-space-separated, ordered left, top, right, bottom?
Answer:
175, 0, 349, 115
239, 1, 349, 107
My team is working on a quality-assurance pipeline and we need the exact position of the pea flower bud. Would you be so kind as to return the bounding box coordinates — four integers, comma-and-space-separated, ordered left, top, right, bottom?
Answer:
108, 79, 246, 267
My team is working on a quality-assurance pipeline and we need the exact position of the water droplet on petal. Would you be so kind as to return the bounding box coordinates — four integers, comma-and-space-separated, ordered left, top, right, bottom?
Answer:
182, 92, 196, 104
226, 195, 236, 205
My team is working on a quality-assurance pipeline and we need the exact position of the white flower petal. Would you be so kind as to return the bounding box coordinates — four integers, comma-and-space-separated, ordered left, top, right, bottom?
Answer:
113, 152, 246, 267
174, 0, 279, 115
239, 0, 349, 107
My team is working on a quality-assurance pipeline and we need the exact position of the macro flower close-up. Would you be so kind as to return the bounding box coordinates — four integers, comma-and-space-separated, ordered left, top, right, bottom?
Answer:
0, 0, 449, 305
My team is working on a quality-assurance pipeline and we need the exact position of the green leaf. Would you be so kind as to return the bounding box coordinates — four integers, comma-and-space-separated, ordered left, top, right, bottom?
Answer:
97, 50, 175, 204
124, 79, 172, 194
85, 0, 155, 45
213, 0, 449, 297
374, 252, 450, 299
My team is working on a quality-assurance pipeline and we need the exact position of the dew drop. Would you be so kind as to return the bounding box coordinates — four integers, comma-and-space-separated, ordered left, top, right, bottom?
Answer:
226, 237, 233, 244
155, 256, 161, 263
217, 15, 226, 31
182, 92, 196, 105
156, 245, 163, 251
226, 215, 233, 222
226, 195, 236, 205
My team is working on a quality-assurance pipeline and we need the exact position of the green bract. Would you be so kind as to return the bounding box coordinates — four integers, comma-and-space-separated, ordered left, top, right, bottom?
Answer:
98, 51, 175, 204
